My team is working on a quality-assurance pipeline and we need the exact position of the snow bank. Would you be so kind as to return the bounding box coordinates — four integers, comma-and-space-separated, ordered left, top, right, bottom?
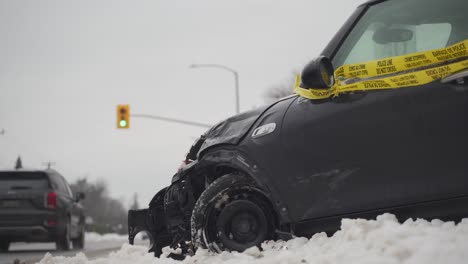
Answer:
85, 232, 127, 243
38, 214, 468, 264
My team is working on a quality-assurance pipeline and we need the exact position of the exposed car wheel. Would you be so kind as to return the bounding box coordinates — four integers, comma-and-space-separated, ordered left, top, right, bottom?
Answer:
56, 221, 72, 251
191, 174, 276, 253
72, 230, 85, 250
0, 241, 10, 252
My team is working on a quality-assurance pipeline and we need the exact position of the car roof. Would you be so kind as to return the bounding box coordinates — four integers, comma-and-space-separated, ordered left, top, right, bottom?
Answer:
359, 0, 389, 7
0, 168, 58, 175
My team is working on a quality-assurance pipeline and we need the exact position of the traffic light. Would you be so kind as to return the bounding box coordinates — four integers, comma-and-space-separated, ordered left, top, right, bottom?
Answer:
117, 104, 130, 129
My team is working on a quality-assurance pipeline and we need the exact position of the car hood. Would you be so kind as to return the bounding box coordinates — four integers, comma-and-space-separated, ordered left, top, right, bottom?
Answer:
198, 105, 269, 154
197, 95, 298, 156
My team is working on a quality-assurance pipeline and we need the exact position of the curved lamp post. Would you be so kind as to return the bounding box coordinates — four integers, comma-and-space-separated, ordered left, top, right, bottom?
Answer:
189, 64, 240, 115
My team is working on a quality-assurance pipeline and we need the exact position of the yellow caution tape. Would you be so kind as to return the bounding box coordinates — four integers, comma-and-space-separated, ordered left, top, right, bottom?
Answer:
295, 39, 468, 100
293, 74, 301, 91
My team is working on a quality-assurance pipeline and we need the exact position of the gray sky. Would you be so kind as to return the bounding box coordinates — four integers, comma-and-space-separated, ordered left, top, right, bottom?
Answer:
0, 0, 363, 207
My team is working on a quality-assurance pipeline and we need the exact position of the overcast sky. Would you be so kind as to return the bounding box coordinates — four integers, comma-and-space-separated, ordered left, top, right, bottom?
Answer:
0, 0, 363, 206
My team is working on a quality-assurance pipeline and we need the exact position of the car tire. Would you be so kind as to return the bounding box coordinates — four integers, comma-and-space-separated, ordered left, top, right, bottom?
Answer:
191, 173, 276, 253
0, 241, 9, 252
72, 230, 85, 250
56, 221, 71, 251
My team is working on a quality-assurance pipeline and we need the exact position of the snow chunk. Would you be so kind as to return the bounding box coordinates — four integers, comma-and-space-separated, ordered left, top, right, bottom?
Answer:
214, 194, 230, 209
38, 214, 468, 264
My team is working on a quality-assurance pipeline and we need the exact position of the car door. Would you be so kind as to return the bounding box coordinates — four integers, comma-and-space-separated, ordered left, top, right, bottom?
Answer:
278, 80, 468, 222
49, 173, 81, 235
58, 175, 83, 237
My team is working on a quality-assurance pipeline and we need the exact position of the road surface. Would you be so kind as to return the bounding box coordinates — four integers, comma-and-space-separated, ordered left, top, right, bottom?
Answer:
0, 239, 133, 264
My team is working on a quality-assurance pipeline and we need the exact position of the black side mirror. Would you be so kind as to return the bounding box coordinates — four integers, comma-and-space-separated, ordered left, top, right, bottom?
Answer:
75, 192, 85, 202
301, 56, 335, 89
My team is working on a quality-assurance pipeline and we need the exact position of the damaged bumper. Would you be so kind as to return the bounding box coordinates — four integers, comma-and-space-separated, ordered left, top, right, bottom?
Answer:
128, 188, 173, 257
127, 208, 150, 245
128, 178, 196, 257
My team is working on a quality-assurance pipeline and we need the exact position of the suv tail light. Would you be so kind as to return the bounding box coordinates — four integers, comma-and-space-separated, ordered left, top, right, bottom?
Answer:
47, 192, 57, 209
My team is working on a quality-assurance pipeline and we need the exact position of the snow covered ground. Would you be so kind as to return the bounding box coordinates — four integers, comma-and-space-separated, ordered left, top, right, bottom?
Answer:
36, 214, 468, 264
7, 232, 127, 253
0, 232, 128, 264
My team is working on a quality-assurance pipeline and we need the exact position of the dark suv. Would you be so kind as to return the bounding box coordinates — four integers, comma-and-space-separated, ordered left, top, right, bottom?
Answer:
0, 169, 85, 252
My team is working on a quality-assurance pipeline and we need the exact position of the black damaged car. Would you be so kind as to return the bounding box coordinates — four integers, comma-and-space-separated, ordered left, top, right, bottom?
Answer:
129, 0, 468, 257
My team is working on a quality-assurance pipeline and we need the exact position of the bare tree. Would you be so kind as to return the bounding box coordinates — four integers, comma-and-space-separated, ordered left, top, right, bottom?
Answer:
263, 70, 300, 103
70, 177, 128, 234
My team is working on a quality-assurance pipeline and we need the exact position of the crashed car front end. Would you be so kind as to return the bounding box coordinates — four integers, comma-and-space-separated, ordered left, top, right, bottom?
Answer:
127, 106, 271, 257
128, 148, 203, 256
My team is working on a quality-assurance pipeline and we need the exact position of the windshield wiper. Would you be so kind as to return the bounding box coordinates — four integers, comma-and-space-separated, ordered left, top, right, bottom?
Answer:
441, 69, 468, 84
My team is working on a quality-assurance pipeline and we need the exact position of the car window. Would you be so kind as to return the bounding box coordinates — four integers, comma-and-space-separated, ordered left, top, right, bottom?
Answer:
332, 0, 468, 68
47, 173, 60, 190
49, 173, 69, 196
340, 23, 452, 66
62, 177, 74, 197
0, 172, 49, 191
58, 176, 72, 197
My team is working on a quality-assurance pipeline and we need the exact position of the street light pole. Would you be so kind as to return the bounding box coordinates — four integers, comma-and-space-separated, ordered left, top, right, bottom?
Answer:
190, 64, 240, 115
233, 71, 239, 115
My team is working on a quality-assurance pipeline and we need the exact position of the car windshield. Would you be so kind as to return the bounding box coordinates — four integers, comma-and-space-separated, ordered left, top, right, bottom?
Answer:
332, 0, 468, 68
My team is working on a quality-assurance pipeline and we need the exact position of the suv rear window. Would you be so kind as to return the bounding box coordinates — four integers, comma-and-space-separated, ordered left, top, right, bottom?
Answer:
0, 172, 50, 191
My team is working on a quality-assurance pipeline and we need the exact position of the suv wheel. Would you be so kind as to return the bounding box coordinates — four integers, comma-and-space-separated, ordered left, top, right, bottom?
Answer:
72, 230, 85, 250
56, 221, 71, 251
191, 174, 276, 252
0, 241, 9, 252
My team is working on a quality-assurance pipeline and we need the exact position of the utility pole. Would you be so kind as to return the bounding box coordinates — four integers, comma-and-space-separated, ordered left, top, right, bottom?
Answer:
42, 162, 56, 169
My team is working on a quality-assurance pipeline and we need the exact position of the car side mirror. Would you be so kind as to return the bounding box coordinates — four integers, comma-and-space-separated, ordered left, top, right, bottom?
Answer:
75, 192, 85, 202
301, 56, 335, 89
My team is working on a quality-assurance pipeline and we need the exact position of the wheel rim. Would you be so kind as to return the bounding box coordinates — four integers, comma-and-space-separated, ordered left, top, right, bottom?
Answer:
207, 198, 268, 252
